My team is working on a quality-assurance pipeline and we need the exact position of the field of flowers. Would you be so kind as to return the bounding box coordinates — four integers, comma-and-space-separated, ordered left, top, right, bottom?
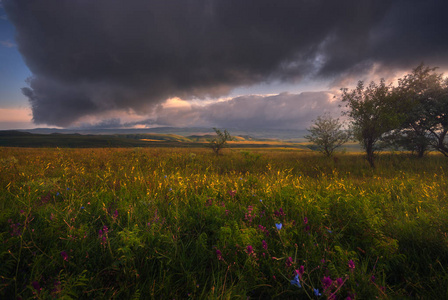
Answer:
1, 147, 447, 299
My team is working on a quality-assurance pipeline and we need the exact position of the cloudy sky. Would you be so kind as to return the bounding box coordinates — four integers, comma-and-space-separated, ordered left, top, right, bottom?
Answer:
1, 0, 447, 130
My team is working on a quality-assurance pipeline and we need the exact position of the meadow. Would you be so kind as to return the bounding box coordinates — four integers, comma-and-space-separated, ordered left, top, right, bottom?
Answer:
0, 147, 447, 299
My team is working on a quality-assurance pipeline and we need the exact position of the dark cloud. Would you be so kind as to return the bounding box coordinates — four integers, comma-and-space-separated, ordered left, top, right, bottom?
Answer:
4, 0, 448, 127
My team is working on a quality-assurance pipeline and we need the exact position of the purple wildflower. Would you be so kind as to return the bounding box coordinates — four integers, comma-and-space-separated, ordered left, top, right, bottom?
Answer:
216, 249, 223, 261
245, 206, 253, 223
262, 240, 268, 250
274, 208, 286, 217
246, 245, 254, 254
313, 288, 321, 296
8, 219, 22, 236
336, 277, 344, 286
60, 251, 69, 261
258, 225, 269, 236
286, 257, 293, 268
322, 276, 333, 291
296, 265, 305, 278
275, 223, 282, 230
348, 259, 355, 270
304, 217, 308, 224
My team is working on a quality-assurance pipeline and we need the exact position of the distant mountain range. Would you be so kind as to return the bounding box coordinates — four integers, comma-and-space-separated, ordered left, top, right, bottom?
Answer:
0, 127, 314, 149
13, 127, 309, 142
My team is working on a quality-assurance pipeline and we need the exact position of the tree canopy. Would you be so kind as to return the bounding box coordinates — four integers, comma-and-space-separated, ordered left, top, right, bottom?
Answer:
340, 64, 448, 165
304, 113, 350, 157
394, 64, 448, 157
341, 79, 402, 167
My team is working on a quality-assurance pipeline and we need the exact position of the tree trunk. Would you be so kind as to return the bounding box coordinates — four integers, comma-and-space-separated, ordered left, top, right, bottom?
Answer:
365, 139, 375, 168
417, 146, 425, 158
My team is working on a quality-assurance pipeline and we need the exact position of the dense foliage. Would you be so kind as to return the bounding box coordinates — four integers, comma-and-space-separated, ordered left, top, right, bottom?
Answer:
340, 64, 448, 166
1, 147, 447, 299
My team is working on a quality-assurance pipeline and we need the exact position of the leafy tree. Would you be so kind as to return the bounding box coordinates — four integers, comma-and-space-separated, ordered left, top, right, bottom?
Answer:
304, 113, 350, 157
381, 129, 432, 157
394, 64, 448, 157
341, 79, 401, 168
209, 128, 232, 155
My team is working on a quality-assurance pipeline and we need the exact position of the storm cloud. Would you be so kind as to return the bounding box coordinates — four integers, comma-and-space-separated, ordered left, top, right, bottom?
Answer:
4, 0, 448, 127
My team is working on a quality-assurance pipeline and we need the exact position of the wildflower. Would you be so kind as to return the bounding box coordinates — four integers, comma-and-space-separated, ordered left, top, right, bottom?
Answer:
348, 259, 355, 270
228, 190, 236, 197
8, 219, 22, 236
246, 245, 254, 254
52, 280, 61, 295
60, 251, 69, 261
258, 225, 269, 236
336, 277, 344, 286
296, 265, 305, 278
371, 275, 376, 282
275, 223, 282, 230
290, 274, 302, 288
274, 208, 285, 217
262, 240, 268, 250
81, 206, 85, 209
259, 199, 263, 202
313, 288, 321, 296
216, 249, 223, 261
113, 210, 118, 219
245, 206, 253, 223
304, 217, 308, 224
327, 229, 332, 234
322, 276, 333, 291
286, 257, 293, 267
99, 225, 109, 247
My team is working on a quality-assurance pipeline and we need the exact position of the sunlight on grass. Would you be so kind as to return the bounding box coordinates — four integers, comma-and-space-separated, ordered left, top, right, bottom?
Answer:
0, 147, 447, 298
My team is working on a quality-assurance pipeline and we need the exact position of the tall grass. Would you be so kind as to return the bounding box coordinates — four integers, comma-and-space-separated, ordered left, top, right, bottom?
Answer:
0, 147, 447, 299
